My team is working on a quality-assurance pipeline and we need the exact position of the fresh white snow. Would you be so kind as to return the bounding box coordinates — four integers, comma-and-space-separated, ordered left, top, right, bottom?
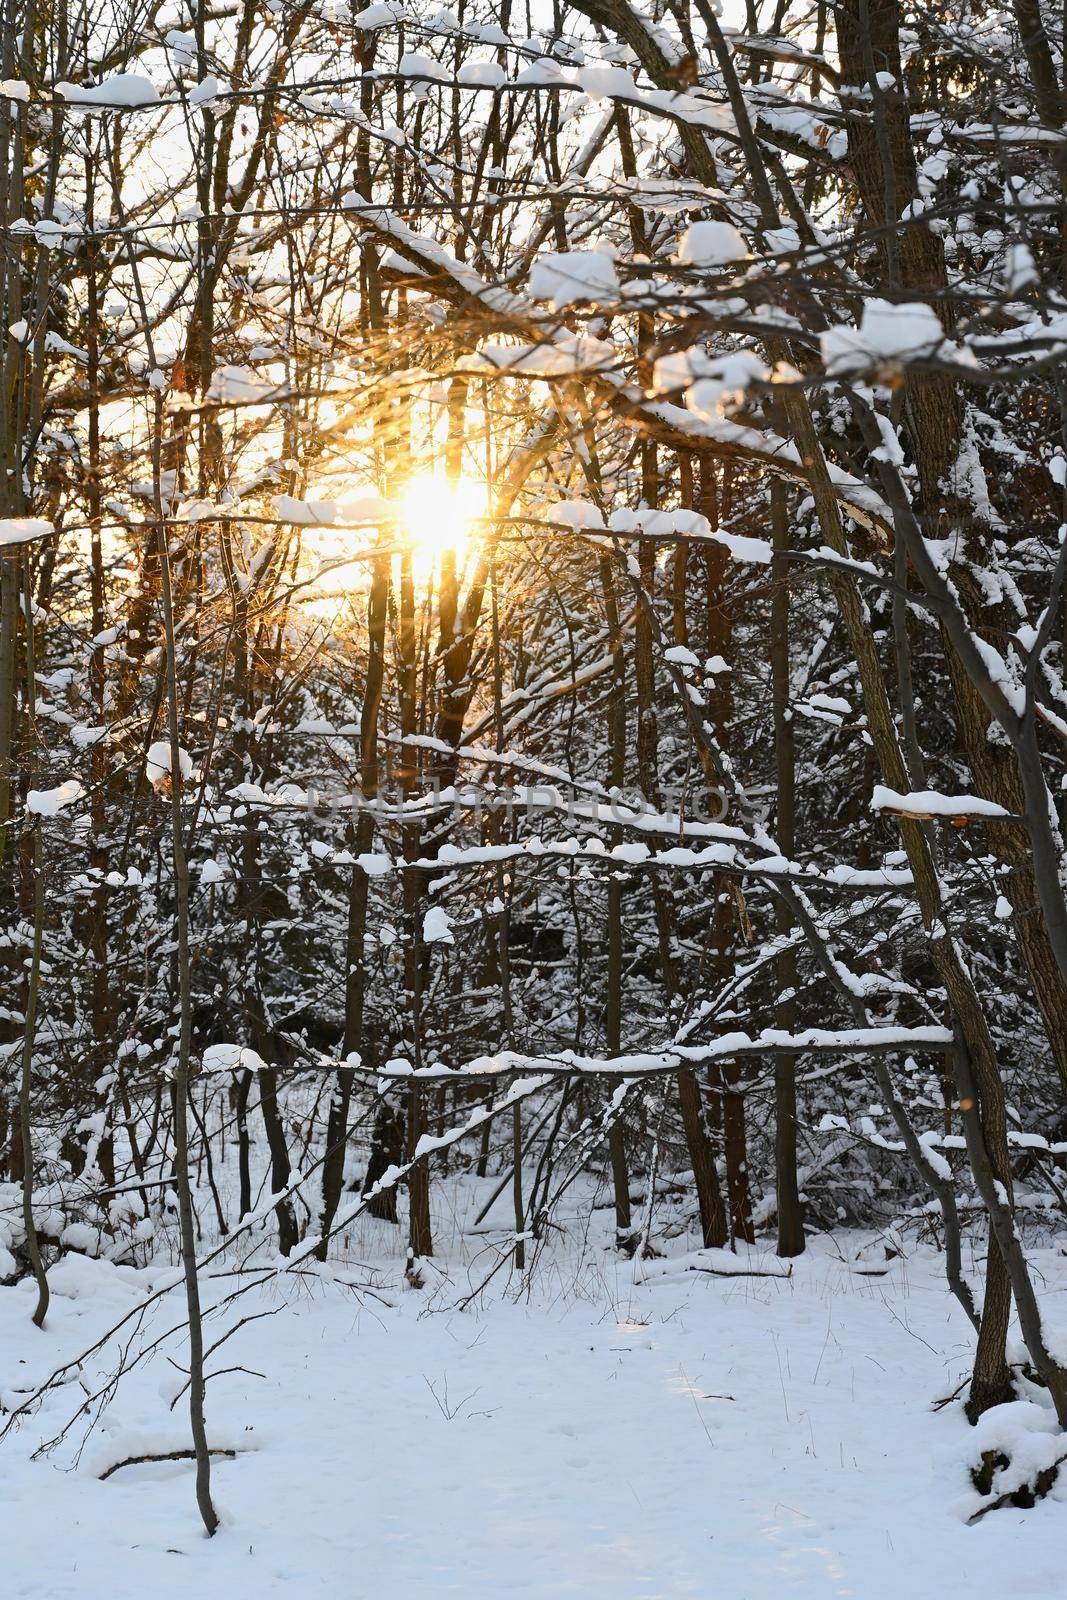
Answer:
676, 220, 751, 267
529, 250, 620, 310
26, 779, 82, 816
2, 1181, 1065, 1599
0, 516, 53, 548
145, 741, 194, 789
821, 300, 948, 375
56, 74, 160, 108
871, 785, 1011, 820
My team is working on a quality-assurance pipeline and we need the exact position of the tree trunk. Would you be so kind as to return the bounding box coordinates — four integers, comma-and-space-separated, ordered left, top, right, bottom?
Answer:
770, 480, 804, 1257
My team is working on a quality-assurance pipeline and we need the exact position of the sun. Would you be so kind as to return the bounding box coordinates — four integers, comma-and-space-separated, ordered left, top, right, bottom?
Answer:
294, 472, 488, 617
398, 472, 485, 566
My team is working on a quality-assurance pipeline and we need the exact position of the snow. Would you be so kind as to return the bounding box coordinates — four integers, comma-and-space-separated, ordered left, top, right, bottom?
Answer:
1004, 242, 1039, 292
676, 219, 750, 266
918, 1130, 954, 1182
576, 64, 637, 101
352, 1, 407, 26
638, 396, 891, 539
467, 334, 616, 376
550, 499, 606, 531
205, 365, 277, 405
189, 76, 222, 106
762, 224, 801, 255
457, 59, 507, 88
422, 905, 454, 944
0, 516, 53, 547
8, 11, 1067, 1593
399, 51, 449, 82
516, 59, 573, 88
271, 491, 396, 527
822, 299, 947, 375
809, 692, 851, 715
56, 74, 160, 108
529, 250, 619, 310
956, 1401, 1067, 1521
3, 1206, 1065, 1599
273, 493, 338, 525
58, 1221, 101, 1255
145, 741, 194, 789
338, 493, 395, 523
26, 779, 82, 816
860, 298, 946, 357
427, 7, 461, 31
653, 348, 768, 407
359, 1026, 955, 1083
871, 786, 1010, 820
611, 841, 651, 864
164, 28, 196, 63
201, 1042, 269, 1074
711, 529, 773, 565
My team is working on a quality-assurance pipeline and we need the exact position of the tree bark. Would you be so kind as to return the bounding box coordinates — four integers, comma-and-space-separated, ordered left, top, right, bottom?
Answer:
770, 480, 804, 1257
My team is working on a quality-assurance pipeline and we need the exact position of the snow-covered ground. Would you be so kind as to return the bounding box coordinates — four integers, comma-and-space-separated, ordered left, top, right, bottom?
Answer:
3, 1177, 1065, 1599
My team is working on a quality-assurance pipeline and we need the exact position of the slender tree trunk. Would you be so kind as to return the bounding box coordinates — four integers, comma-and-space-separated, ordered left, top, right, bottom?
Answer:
770, 480, 804, 1257
81, 173, 114, 1186
234, 1068, 252, 1223
155, 416, 218, 1536
399, 542, 432, 1262
597, 553, 633, 1246
702, 462, 752, 1245
18, 561, 47, 1326
320, 553, 390, 1249
256, 1061, 297, 1256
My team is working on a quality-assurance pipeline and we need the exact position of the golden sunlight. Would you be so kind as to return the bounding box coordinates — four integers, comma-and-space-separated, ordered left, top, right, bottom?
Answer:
398, 473, 486, 566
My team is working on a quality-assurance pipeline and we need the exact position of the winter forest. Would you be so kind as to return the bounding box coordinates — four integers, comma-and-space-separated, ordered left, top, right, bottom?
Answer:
3, 0, 1067, 1591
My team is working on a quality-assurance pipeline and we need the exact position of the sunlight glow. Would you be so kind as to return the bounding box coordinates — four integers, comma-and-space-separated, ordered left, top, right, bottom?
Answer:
398, 473, 485, 566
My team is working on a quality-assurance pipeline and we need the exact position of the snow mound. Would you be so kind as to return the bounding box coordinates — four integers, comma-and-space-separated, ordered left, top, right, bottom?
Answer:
57, 74, 159, 108
529, 250, 619, 310
953, 1401, 1067, 1521
822, 299, 947, 374
0, 516, 53, 547
352, 1, 407, 26
871, 785, 1009, 820
457, 60, 506, 88
27, 779, 82, 816
676, 220, 750, 266
423, 906, 454, 945
146, 741, 194, 790
202, 1042, 270, 1074
206, 365, 277, 405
